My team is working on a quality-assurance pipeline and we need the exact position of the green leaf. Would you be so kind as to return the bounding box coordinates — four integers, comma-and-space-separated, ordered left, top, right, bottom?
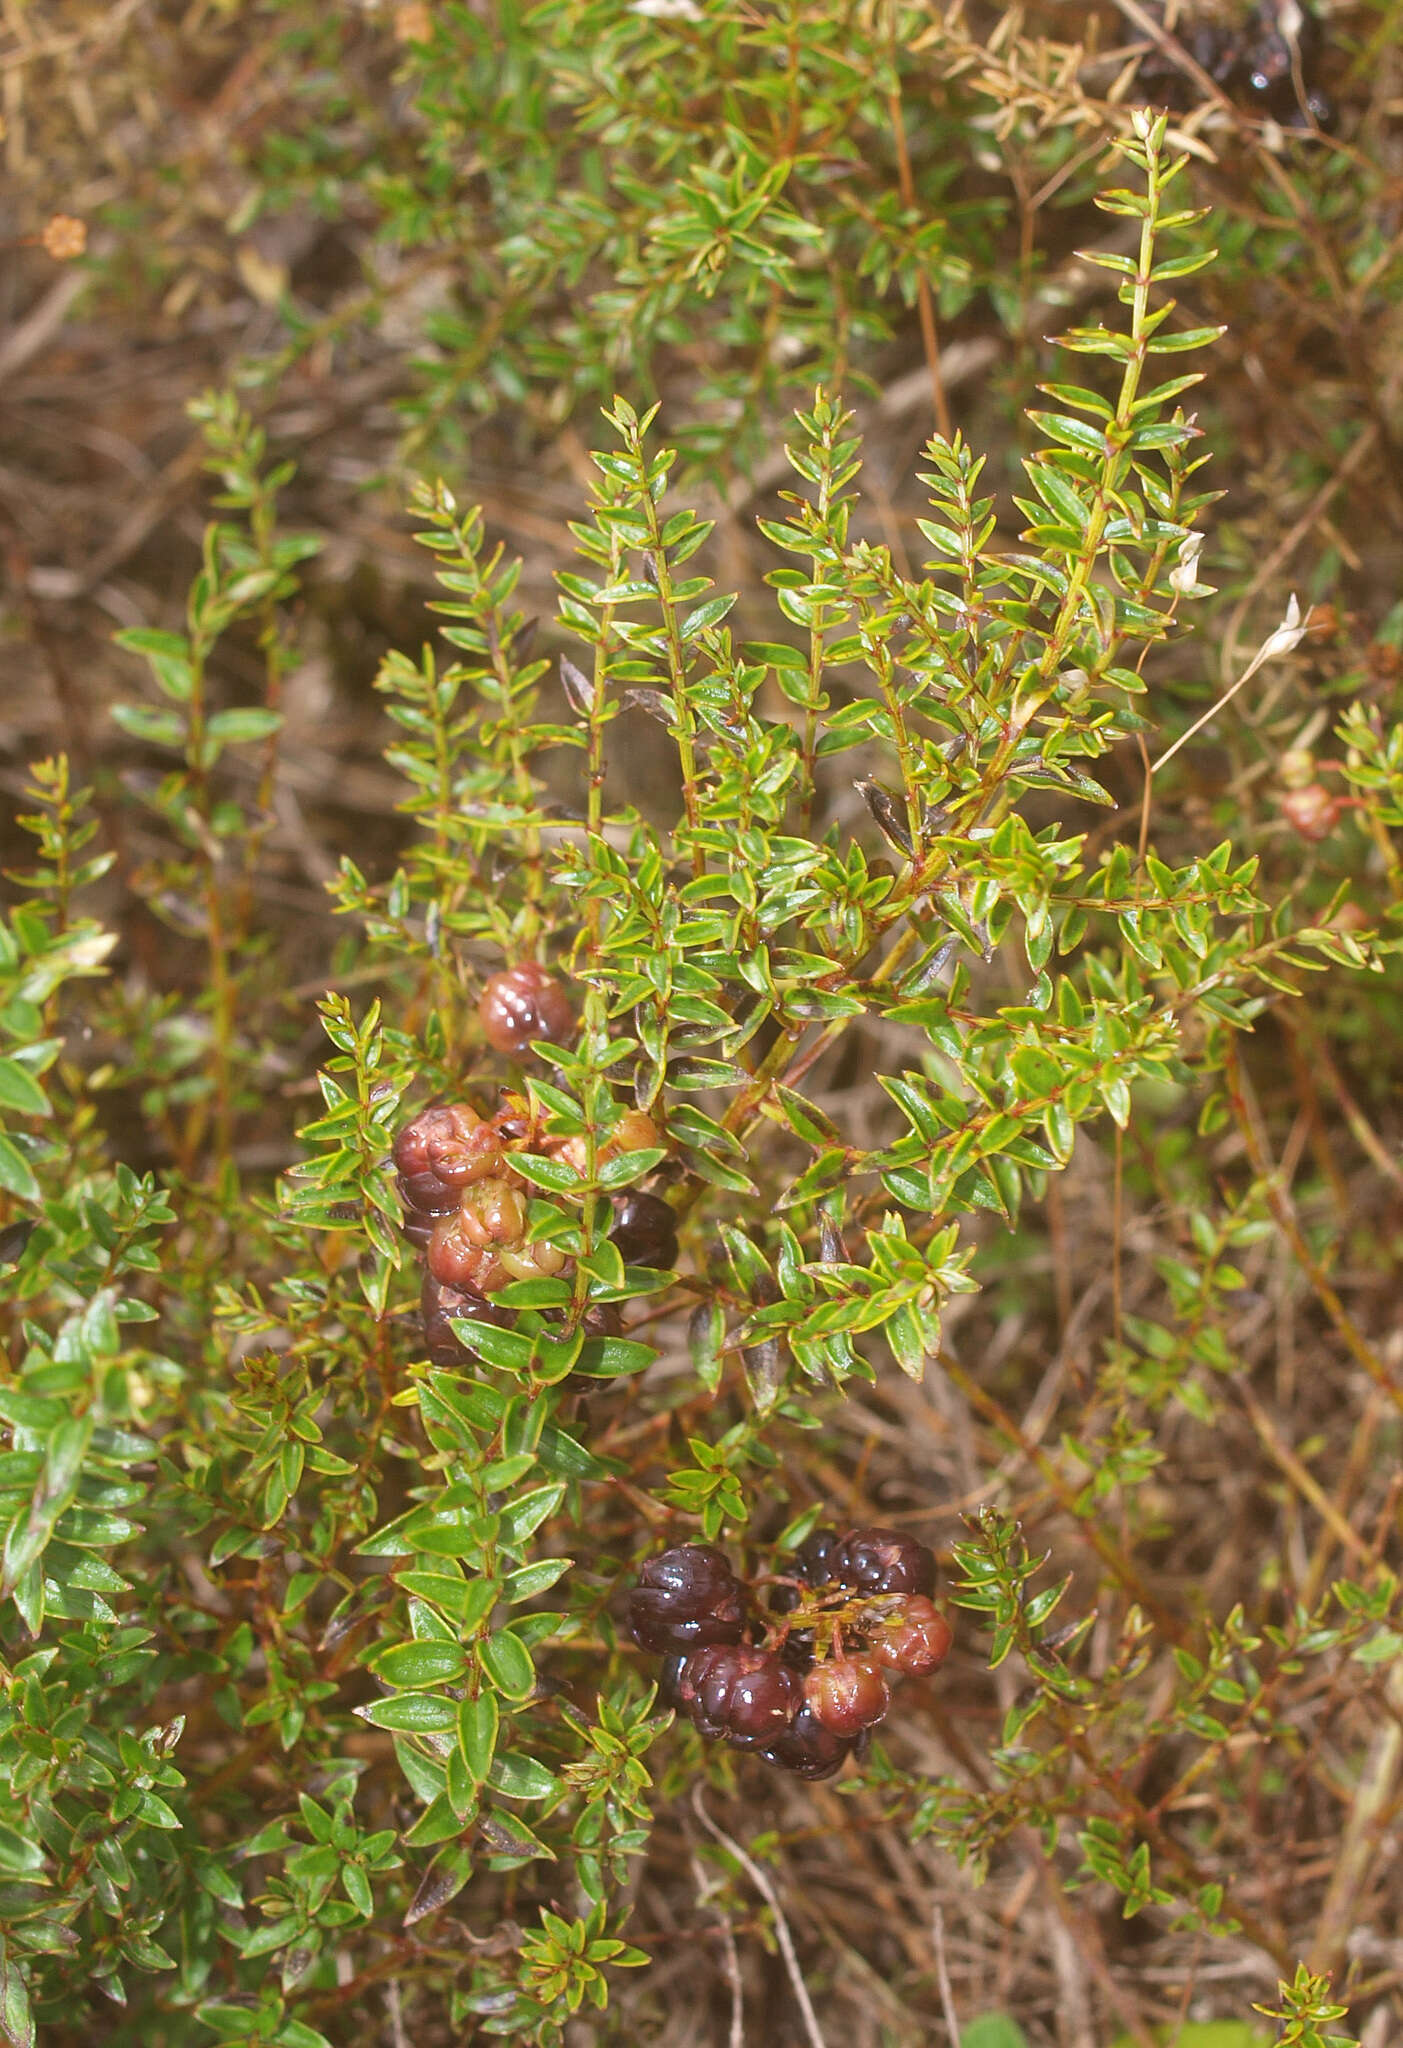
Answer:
478, 1629, 535, 1699
961, 2020, 1030, 2048
354, 1693, 458, 1733
205, 708, 284, 745
114, 627, 195, 700
369, 1640, 471, 1689
679, 593, 736, 638
0, 1941, 33, 2048
0, 1061, 50, 1118
573, 1335, 656, 1378
458, 1692, 499, 1784
488, 1751, 560, 1801
496, 1483, 565, 1548
0, 1135, 40, 1203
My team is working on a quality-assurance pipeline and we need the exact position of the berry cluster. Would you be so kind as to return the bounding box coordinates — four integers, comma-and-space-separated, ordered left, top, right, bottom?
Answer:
629, 1528, 952, 1781
393, 964, 679, 1364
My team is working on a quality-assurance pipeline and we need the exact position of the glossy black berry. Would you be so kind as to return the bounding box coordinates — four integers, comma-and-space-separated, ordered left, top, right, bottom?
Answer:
677, 1645, 801, 1748
794, 1525, 839, 1586
657, 1653, 690, 1710
419, 1272, 509, 1366
760, 1701, 855, 1781
608, 1190, 679, 1270
628, 1544, 746, 1654
830, 1526, 936, 1599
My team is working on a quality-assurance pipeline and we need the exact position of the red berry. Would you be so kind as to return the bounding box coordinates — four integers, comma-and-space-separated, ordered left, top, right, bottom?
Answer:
803, 1655, 889, 1738
760, 1701, 854, 1781
678, 1645, 801, 1748
553, 1109, 661, 1178
393, 1104, 503, 1209
628, 1545, 746, 1655
453, 1176, 527, 1249
425, 1212, 509, 1295
831, 1526, 936, 1599
479, 964, 574, 1056
868, 1596, 953, 1678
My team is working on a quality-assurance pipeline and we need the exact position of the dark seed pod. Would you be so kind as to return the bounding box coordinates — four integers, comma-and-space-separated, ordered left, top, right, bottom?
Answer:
608, 1190, 679, 1270
479, 963, 574, 1056
628, 1544, 746, 1655
760, 1701, 855, 1781
830, 1526, 936, 1599
677, 1644, 801, 1749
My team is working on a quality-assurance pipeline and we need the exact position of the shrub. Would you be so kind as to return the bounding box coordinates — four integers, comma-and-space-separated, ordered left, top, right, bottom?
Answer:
5, 57, 1403, 2048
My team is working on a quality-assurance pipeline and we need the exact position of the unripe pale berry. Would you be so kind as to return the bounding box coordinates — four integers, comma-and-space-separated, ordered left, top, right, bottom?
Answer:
454, 1176, 528, 1249
1281, 783, 1342, 842
497, 1238, 569, 1283
554, 1109, 662, 1178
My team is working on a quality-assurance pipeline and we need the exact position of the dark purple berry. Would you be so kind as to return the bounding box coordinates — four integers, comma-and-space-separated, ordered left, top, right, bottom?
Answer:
830, 1526, 936, 1599
760, 1701, 854, 1781
397, 1168, 462, 1220
608, 1190, 679, 1270
628, 1544, 746, 1655
677, 1645, 801, 1749
479, 964, 574, 1056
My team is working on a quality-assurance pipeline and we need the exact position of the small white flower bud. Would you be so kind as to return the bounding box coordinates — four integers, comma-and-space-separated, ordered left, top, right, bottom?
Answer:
1168, 532, 1205, 596
1260, 594, 1306, 663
